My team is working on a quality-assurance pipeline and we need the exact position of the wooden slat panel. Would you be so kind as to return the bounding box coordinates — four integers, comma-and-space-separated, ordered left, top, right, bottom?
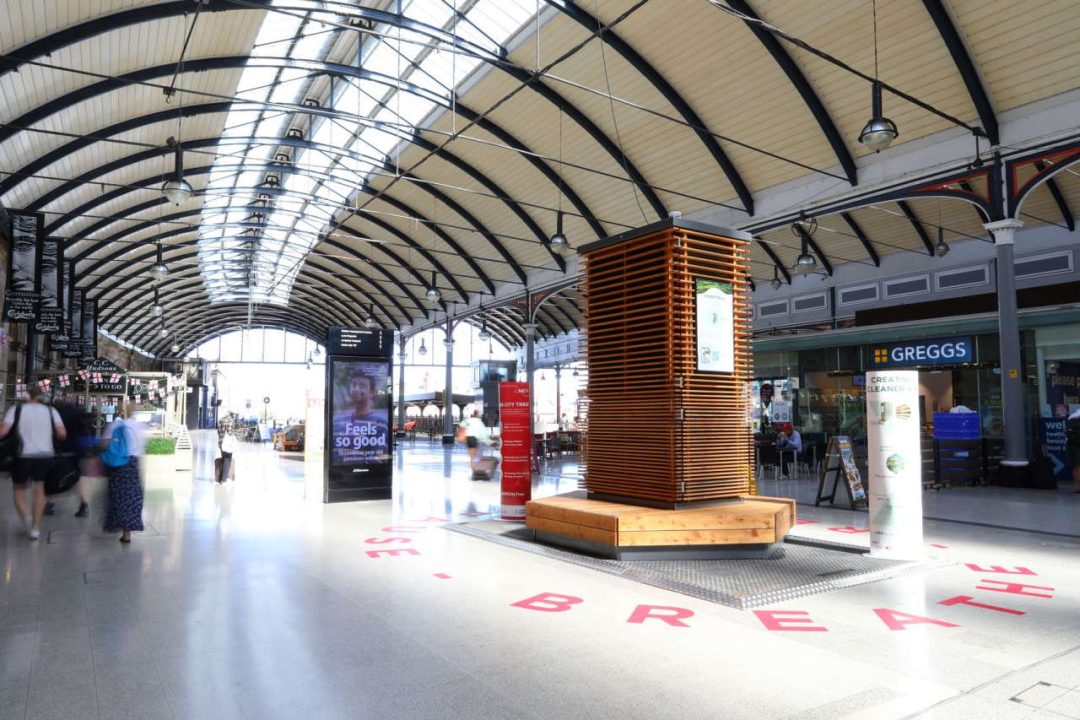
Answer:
581, 224, 753, 503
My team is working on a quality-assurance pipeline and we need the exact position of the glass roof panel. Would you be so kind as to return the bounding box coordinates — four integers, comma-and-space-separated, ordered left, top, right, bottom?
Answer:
195, 0, 536, 306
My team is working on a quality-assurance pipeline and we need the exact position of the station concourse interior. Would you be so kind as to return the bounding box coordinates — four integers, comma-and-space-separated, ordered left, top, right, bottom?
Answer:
2, 1, 1080, 719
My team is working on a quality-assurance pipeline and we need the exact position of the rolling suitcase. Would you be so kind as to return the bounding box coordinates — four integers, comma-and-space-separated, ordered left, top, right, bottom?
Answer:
471, 455, 499, 481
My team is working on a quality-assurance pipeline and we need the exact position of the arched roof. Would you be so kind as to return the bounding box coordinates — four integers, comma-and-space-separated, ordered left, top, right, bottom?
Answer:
2, 0, 1079, 355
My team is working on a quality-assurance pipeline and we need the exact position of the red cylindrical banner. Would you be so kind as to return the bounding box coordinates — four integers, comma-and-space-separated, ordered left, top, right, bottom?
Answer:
498, 381, 531, 519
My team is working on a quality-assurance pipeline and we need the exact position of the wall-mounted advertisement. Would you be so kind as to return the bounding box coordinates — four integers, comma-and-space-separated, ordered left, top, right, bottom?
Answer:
325, 357, 392, 502
865, 370, 923, 559
81, 297, 97, 360
4, 211, 43, 322
65, 287, 84, 358
695, 278, 734, 373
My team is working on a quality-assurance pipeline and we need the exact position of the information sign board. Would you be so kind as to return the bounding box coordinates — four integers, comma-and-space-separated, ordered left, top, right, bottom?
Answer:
499, 382, 531, 519
865, 370, 923, 559
694, 278, 734, 373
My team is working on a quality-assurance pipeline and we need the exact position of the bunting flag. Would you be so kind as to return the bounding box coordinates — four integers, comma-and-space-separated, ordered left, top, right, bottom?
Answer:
77, 369, 89, 380
150, 380, 159, 390
91, 372, 103, 384
15, 383, 27, 398
109, 373, 120, 384
58, 374, 70, 387
37, 378, 51, 390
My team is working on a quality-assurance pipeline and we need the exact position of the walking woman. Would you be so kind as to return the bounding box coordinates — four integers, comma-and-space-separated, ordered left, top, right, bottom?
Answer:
0, 386, 67, 539
100, 402, 145, 543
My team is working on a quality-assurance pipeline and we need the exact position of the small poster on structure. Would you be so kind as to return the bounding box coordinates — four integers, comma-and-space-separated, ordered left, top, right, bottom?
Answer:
694, 278, 734, 373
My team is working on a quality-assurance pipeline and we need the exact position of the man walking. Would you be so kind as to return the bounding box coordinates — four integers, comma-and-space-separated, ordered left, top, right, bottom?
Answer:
0, 386, 67, 539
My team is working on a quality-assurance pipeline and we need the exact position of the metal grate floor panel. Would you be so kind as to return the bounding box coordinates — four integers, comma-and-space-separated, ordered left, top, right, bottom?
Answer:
445, 521, 952, 610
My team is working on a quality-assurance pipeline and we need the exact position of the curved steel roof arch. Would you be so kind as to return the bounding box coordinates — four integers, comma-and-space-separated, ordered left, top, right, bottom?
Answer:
73, 213, 421, 325
545, 0, 756, 210
147, 307, 331, 356
2, 3, 668, 219
724, 0, 857, 186
8, 54, 609, 241
53, 165, 471, 308
88, 244, 403, 333
124, 286, 350, 351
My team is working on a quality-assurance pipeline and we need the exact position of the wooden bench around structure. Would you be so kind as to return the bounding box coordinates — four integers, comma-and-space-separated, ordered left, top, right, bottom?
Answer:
525, 492, 796, 560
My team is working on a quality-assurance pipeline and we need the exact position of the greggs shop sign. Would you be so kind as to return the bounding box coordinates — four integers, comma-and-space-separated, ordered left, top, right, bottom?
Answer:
870, 337, 973, 368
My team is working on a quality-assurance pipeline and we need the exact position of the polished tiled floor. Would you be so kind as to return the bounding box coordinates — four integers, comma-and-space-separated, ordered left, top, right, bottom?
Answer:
2, 432, 1079, 719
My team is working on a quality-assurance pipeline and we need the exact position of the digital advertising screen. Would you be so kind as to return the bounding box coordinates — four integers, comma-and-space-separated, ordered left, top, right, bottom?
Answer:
325, 357, 392, 501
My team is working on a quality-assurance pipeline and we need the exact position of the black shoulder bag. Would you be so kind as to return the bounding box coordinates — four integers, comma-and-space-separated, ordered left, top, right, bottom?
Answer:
0, 404, 23, 473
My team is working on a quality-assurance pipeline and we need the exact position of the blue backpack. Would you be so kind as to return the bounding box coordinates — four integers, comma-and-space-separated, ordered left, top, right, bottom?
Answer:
100, 424, 131, 468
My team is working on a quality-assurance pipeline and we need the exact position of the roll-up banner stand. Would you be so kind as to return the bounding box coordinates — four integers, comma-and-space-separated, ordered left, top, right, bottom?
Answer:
324, 327, 395, 503
4, 211, 43, 322
499, 381, 531, 519
865, 370, 923, 559
34, 236, 62, 334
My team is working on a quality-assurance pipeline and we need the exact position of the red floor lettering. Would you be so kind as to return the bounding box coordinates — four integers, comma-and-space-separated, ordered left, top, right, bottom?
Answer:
873, 608, 959, 631
976, 579, 1055, 598
433, 573, 452, 580
364, 548, 421, 558
753, 610, 827, 632
964, 563, 1035, 575
939, 595, 1024, 616
511, 593, 583, 613
364, 537, 412, 544
930, 544, 948, 549
382, 526, 427, 533
795, 519, 820, 525
627, 605, 694, 627
827, 526, 869, 534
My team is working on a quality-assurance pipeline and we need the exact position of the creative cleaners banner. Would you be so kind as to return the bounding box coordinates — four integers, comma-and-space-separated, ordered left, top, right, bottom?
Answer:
499, 381, 531, 519
4, 211, 43, 322
34, 236, 63, 333
865, 370, 923, 559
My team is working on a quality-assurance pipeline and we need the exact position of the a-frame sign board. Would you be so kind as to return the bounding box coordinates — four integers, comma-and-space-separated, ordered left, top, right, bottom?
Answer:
814, 435, 868, 511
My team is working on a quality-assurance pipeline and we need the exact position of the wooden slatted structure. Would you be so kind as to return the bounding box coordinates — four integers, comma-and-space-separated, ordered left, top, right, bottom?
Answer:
579, 218, 754, 506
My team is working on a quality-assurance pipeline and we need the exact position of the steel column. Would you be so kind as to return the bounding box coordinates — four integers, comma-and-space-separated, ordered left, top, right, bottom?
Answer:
985, 219, 1027, 467
396, 336, 407, 439
442, 319, 455, 445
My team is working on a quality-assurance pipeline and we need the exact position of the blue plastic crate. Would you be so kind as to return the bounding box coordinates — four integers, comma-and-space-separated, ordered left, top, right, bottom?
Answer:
933, 412, 980, 440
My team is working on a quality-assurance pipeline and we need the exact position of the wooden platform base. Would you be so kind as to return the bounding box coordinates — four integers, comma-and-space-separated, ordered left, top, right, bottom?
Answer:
525, 492, 795, 559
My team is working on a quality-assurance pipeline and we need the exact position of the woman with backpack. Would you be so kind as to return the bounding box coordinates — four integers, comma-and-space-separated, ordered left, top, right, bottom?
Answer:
100, 402, 145, 543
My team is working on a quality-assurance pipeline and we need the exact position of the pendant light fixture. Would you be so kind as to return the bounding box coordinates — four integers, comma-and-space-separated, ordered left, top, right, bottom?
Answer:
150, 242, 169, 283
770, 266, 783, 290
159, 324, 169, 338
161, 138, 193, 204
152, 287, 163, 317
478, 318, 491, 343
549, 211, 569, 256
547, 107, 572, 257
171, 343, 181, 355
935, 228, 950, 257
418, 337, 428, 357
792, 218, 818, 275
858, 1, 898, 152
425, 270, 440, 304
364, 304, 377, 329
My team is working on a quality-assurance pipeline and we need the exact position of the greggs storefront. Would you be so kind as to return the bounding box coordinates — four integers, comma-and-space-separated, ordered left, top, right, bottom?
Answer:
752, 322, 1039, 457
